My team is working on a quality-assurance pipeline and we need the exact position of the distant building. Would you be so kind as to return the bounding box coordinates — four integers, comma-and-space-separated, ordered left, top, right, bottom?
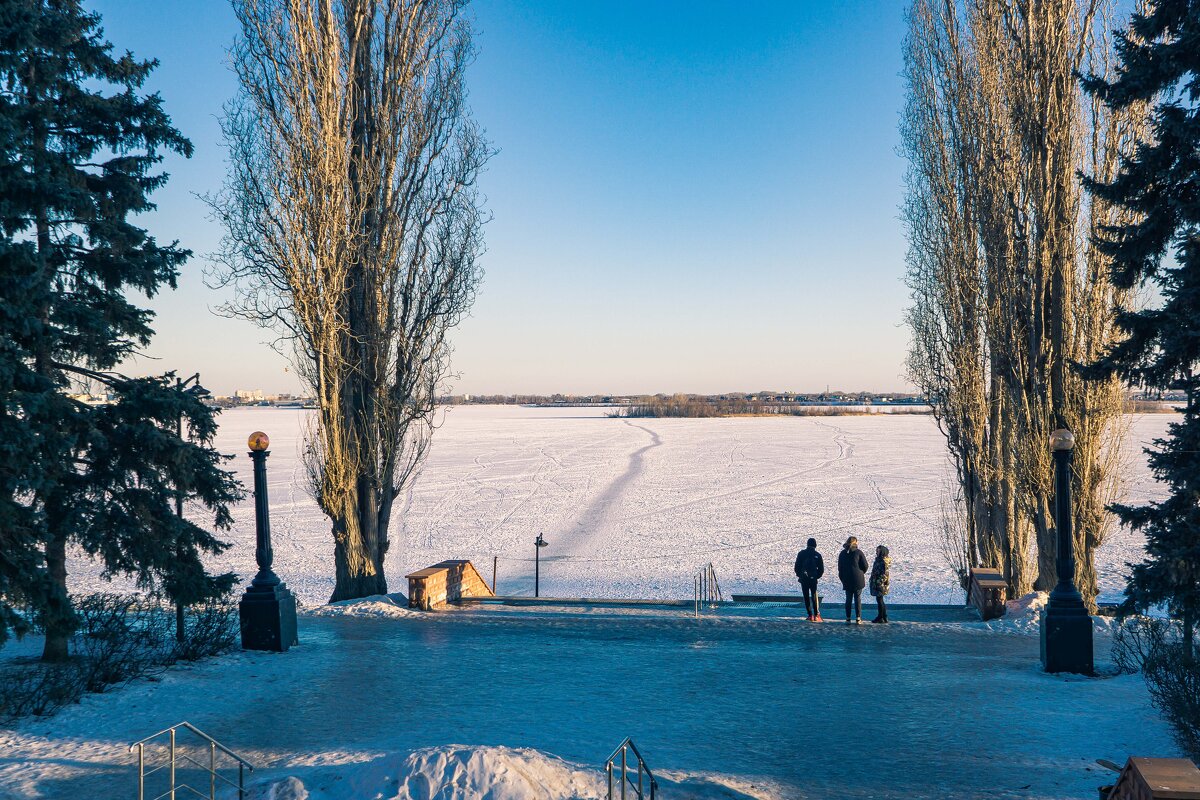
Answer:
235, 389, 265, 402
68, 392, 111, 406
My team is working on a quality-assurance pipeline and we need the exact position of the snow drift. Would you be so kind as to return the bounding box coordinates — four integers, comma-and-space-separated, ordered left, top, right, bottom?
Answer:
245, 745, 783, 800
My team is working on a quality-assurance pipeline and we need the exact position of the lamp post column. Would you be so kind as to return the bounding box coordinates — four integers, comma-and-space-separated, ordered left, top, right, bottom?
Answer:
249, 446, 279, 588
534, 534, 548, 598
238, 431, 298, 652
1040, 428, 1093, 674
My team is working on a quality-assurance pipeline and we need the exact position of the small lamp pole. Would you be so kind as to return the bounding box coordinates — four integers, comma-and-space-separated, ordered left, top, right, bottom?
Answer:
238, 431, 298, 652
1040, 428, 1094, 674
534, 534, 548, 598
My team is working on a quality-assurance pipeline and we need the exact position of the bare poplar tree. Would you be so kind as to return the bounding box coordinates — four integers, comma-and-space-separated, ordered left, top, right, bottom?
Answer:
903, 0, 1146, 607
212, 0, 489, 600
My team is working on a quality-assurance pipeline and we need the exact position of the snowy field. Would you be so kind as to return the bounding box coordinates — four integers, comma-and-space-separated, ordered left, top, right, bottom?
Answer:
0, 602, 1179, 800
68, 405, 1172, 606
6, 407, 1185, 798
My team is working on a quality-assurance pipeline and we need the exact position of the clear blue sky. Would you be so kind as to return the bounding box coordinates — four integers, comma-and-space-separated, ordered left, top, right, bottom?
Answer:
95, 0, 911, 396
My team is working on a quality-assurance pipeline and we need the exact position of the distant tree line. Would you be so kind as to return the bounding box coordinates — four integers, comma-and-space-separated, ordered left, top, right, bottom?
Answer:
443, 392, 930, 408
618, 395, 931, 418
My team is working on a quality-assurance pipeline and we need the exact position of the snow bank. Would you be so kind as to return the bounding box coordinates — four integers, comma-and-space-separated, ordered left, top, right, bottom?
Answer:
245, 745, 783, 800
302, 593, 416, 619
969, 591, 1120, 636
989, 591, 1050, 633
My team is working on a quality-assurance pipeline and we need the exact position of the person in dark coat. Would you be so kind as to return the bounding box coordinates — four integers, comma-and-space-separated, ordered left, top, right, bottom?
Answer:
869, 544, 891, 624
793, 538, 825, 621
837, 536, 869, 623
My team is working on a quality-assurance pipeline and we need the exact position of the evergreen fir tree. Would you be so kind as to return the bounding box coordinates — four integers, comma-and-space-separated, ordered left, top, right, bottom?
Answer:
1084, 0, 1200, 657
0, 0, 242, 660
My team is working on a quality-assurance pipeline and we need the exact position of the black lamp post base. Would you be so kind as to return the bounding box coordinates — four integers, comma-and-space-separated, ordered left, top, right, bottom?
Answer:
239, 583, 299, 653
1040, 608, 1094, 675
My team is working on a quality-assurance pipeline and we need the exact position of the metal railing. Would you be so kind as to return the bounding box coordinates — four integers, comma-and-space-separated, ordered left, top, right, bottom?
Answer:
694, 562, 722, 615
606, 737, 657, 800
129, 721, 253, 800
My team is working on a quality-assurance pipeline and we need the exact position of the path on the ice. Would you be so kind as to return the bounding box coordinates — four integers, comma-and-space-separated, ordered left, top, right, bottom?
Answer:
0, 608, 1174, 799
61, 406, 1175, 606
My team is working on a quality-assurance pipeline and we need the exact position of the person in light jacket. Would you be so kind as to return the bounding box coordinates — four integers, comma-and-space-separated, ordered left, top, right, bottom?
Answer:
793, 538, 825, 622
837, 536, 869, 624
869, 545, 891, 624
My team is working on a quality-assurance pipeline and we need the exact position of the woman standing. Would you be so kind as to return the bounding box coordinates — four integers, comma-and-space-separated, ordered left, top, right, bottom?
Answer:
837, 536, 869, 624
870, 545, 891, 624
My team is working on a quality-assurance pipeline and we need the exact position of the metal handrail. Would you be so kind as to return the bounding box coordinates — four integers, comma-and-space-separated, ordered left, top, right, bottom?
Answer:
605, 737, 657, 800
129, 721, 253, 800
706, 562, 722, 603
694, 562, 723, 615
130, 722, 254, 767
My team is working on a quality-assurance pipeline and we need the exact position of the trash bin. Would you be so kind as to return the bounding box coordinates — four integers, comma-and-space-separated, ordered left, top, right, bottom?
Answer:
968, 567, 1007, 621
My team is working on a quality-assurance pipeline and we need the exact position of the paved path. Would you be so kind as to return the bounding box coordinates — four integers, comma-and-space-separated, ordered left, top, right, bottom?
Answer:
0, 606, 1178, 799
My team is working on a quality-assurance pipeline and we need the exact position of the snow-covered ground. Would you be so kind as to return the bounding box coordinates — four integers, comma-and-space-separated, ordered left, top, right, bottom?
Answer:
0, 602, 1178, 799
12, 406, 1177, 799
67, 405, 1173, 606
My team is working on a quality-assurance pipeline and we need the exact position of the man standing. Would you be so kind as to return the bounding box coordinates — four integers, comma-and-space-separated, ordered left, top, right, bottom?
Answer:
838, 536, 869, 624
794, 538, 825, 621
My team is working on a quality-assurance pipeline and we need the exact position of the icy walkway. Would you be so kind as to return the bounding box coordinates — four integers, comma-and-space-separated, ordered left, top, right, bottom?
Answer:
0, 604, 1179, 799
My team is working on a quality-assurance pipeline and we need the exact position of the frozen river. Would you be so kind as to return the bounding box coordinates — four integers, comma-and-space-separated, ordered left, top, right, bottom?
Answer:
0, 604, 1174, 799
69, 405, 1172, 606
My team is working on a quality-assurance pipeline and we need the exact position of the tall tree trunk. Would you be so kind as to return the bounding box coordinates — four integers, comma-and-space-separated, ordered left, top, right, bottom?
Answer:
41, 522, 70, 662
31, 65, 72, 661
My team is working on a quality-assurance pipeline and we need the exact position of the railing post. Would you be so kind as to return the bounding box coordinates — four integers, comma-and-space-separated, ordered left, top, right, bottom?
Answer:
169, 727, 176, 800
621, 746, 627, 800
638, 756, 644, 799
137, 743, 144, 800
210, 741, 216, 799
607, 761, 613, 800
239, 762, 245, 800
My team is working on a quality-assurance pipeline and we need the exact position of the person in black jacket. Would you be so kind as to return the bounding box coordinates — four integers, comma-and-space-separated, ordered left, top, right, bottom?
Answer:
837, 536, 869, 624
793, 538, 825, 621
869, 544, 891, 624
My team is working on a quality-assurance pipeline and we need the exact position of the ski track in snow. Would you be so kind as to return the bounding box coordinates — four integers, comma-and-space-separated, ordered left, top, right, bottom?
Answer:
61, 405, 1173, 607
564, 420, 663, 554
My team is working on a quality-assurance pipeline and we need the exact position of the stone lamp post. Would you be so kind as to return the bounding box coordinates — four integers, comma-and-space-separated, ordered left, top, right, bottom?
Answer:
1040, 428, 1093, 674
238, 431, 299, 652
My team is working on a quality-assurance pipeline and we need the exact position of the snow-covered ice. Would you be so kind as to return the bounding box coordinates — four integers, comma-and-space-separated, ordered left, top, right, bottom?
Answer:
0, 603, 1178, 799
67, 405, 1173, 606
7, 405, 1180, 799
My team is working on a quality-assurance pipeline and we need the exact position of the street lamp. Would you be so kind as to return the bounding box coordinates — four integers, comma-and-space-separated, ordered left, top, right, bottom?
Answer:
238, 431, 299, 652
1040, 428, 1094, 674
173, 373, 210, 642
534, 534, 549, 598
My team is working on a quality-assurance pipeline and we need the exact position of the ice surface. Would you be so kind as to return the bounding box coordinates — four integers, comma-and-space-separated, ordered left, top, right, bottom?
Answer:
0, 605, 1178, 799
65, 405, 1173, 606
9, 406, 1176, 799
